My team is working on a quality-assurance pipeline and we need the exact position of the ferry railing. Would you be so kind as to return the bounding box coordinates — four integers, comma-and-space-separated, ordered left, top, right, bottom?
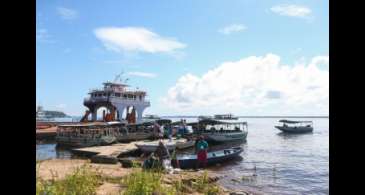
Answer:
84, 97, 150, 105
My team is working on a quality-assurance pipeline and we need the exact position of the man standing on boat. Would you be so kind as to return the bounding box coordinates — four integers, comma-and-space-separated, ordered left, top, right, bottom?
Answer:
195, 136, 208, 169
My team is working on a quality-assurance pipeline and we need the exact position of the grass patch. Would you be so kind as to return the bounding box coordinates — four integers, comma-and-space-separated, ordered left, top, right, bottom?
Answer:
121, 169, 221, 195
121, 170, 176, 195
36, 164, 101, 195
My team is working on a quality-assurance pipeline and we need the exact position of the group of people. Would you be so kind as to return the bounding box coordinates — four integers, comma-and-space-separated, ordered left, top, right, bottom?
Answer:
143, 135, 209, 170
153, 119, 189, 140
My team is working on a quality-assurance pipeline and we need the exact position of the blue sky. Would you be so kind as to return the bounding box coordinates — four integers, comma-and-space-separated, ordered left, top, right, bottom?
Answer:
36, 0, 329, 116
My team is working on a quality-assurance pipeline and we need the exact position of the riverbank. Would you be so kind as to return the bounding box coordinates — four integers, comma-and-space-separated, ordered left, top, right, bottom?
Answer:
36, 159, 254, 195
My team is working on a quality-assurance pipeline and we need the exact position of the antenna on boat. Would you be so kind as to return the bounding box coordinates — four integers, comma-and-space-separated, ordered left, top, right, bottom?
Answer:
114, 70, 124, 83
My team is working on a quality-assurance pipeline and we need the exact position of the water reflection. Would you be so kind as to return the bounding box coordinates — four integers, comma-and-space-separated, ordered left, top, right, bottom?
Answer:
276, 132, 313, 139
36, 143, 73, 161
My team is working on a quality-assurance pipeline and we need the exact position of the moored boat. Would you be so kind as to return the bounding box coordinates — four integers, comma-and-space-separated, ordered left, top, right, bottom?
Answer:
56, 122, 120, 148
176, 147, 243, 169
135, 138, 194, 152
190, 119, 248, 142
275, 119, 313, 133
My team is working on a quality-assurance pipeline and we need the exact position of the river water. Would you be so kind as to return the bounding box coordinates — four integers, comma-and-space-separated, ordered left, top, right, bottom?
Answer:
36, 117, 329, 195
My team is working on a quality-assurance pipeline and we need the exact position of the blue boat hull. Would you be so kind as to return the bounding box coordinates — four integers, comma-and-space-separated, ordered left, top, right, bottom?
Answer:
176, 147, 243, 169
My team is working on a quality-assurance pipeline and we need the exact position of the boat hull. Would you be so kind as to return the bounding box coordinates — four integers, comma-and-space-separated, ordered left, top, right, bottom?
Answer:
135, 138, 194, 152
135, 142, 176, 152
203, 131, 248, 142
176, 140, 195, 149
275, 126, 313, 133
177, 147, 243, 169
117, 132, 153, 142
56, 136, 116, 148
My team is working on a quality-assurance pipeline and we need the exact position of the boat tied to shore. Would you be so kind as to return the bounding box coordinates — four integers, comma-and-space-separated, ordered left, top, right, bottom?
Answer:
117, 119, 171, 142
275, 119, 313, 133
135, 138, 195, 153
190, 119, 248, 142
56, 122, 121, 148
176, 146, 243, 169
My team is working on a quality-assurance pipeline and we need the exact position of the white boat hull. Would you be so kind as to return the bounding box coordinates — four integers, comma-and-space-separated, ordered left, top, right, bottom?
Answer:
203, 131, 248, 142
135, 142, 176, 152
135, 138, 194, 152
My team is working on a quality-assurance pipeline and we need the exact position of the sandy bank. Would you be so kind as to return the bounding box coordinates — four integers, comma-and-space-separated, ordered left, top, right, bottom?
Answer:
36, 159, 254, 195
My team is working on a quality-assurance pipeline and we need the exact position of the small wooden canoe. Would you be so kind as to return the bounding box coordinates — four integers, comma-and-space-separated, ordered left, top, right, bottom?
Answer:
176, 147, 243, 169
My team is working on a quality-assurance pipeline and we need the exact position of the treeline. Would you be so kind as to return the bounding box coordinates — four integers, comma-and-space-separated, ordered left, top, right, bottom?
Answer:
42, 111, 68, 118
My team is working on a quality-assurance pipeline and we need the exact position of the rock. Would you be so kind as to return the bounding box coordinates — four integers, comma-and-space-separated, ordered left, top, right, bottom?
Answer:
91, 155, 118, 164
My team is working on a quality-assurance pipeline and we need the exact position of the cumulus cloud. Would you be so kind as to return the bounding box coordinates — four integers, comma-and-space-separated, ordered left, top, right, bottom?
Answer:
127, 71, 157, 78
94, 27, 186, 53
271, 5, 311, 18
162, 54, 328, 115
57, 7, 78, 20
219, 24, 247, 35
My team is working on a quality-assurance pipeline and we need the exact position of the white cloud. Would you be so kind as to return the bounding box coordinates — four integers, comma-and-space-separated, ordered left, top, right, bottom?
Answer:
162, 54, 328, 115
271, 5, 311, 18
219, 24, 247, 35
127, 71, 157, 78
57, 7, 78, 20
94, 27, 186, 53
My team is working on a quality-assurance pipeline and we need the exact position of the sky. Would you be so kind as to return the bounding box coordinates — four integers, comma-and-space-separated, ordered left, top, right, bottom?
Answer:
36, 0, 329, 116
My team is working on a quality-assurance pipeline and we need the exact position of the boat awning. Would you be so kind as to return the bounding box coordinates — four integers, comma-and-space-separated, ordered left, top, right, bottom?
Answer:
137, 119, 172, 126
279, 119, 312, 124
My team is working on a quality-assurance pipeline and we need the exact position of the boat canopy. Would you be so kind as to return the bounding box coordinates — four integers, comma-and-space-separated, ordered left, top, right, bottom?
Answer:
279, 119, 313, 124
136, 119, 171, 126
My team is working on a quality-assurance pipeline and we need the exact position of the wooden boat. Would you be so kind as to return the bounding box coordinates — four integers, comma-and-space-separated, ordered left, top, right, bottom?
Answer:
117, 119, 172, 142
117, 123, 153, 142
135, 138, 194, 152
190, 119, 248, 142
176, 147, 243, 169
275, 120, 313, 133
56, 122, 119, 148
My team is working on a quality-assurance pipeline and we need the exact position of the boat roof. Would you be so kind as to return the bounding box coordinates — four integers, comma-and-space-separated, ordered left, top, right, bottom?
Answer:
133, 119, 172, 126
279, 119, 312, 124
58, 121, 125, 127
